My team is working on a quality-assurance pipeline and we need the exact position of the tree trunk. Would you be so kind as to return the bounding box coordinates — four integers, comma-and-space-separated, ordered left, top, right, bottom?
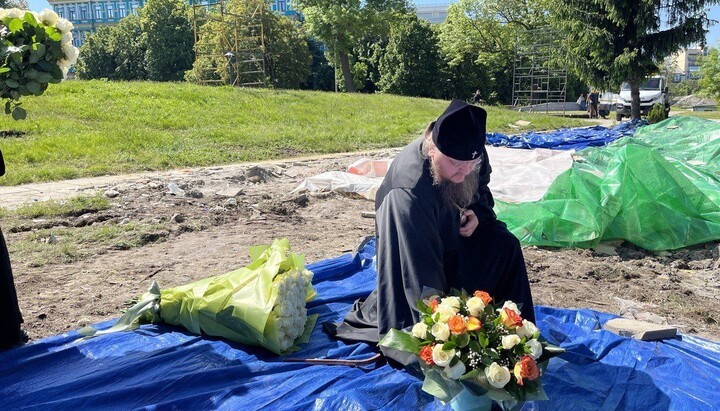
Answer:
339, 51, 356, 93
630, 77, 641, 121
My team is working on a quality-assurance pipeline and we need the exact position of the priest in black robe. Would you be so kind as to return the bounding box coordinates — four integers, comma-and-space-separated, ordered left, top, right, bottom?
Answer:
0, 148, 26, 350
331, 100, 534, 358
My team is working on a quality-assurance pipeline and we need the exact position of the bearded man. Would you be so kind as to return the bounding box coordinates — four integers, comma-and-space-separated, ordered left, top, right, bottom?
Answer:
331, 100, 534, 356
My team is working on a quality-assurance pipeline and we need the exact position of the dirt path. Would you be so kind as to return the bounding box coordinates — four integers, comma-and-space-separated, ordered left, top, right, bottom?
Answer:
2, 149, 719, 343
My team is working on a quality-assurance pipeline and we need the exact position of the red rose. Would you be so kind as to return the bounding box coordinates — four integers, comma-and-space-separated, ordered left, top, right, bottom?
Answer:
419, 344, 435, 365
513, 355, 540, 386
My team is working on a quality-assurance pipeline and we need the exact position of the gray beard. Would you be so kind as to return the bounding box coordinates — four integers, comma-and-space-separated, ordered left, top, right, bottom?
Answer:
429, 161, 480, 210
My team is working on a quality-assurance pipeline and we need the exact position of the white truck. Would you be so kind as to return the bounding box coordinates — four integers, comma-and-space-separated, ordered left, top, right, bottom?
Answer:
615, 76, 670, 121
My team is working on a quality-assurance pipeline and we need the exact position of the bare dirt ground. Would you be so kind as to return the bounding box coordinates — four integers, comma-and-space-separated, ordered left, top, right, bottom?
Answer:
4, 149, 720, 344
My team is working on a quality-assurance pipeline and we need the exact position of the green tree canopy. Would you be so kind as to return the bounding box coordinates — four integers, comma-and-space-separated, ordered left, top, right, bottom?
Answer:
377, 14, 443, 98
548, 0, 719, 119
699, 48, 720, 98
294, 0, 410, 92
77, 14, 147, 80
141, 0, 194, 81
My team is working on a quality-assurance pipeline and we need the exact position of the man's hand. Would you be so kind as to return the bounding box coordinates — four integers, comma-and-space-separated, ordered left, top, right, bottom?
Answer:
459, 209, 478, 237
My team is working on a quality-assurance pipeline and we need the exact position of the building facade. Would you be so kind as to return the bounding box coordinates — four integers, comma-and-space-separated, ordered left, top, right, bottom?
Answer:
670, 47, 708, 82
49, 0, 448, 48
415, 2, 450, 24
48, 0, 146, 47
48, 0, 295, 47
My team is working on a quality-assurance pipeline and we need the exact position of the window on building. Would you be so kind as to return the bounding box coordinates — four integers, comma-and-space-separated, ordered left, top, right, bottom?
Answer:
278, 1, 286, 11
107, 4, 115, 19
80, 6, 87, 20
131, 2, 139, 15
57, 8, 65, 18
95, 5, 103, 19
68, 7, 76, 20
119, 4, 126, 18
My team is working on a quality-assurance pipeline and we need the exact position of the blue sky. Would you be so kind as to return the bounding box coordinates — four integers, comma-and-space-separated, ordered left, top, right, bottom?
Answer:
24, 0, 720, 47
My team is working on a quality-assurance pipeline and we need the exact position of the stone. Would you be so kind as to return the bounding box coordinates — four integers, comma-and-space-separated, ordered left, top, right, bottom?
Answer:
104, 189, 120, 198
216, 187, 244, 198
171, 213, 185, 223
603, 318, 677, 341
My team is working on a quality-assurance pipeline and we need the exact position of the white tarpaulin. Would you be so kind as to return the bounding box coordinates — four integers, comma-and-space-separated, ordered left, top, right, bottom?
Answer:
293, 147, 574, 203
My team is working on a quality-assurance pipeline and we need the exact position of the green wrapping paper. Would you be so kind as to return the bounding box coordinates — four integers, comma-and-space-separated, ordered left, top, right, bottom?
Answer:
80, 238, 317, 355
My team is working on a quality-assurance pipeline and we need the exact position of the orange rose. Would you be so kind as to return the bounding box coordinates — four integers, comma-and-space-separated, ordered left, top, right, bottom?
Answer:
420, 344, 435, 365
428, 299, 439, 313
466, 316, 482, 331
499, 307, 523, 329
513, 355, 540, 386
448, 315, 467, 334
473, 290, 492, 305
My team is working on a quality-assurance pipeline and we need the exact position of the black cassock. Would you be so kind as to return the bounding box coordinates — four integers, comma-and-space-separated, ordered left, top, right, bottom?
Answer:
0, 149, 24, 350
332, 138, 534, 361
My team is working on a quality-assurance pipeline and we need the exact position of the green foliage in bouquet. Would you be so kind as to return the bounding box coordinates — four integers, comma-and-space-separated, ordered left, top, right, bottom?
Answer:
379, 289, 565, 411
0, 8, 78, 119
80, 238, 318, 355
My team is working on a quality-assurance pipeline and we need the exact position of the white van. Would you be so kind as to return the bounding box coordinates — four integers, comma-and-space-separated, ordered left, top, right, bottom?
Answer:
615, 77, 670, 121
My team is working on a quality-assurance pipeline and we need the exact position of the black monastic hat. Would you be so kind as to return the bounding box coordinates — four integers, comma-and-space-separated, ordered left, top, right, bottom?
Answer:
431, 99, 486, 161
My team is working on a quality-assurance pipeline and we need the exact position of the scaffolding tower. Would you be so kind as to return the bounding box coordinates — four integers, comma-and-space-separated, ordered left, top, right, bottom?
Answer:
512, 28, 567, 114
190, 0, 266, 87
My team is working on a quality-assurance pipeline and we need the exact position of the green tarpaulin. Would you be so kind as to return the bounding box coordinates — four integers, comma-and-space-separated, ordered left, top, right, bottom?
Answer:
496, 116, 720, 251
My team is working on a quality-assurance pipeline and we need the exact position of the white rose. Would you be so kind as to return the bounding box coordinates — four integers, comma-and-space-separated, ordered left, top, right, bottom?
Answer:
498, 301, 521, 315
431, 344, 455, 367
501, 334, 521, 350
436, 305, 456, 322
484, 362, 511, 388
516, 319, 539, 339
526, 339, 543, 359
444, 360, 466, 380
39, 9, 59, 26
7, 8, 25, 19
55, 17, 74, 33
465, 296, 486, 316
431, 321, 450, 341
440, 296, 461, 312
411, 322, 428, 339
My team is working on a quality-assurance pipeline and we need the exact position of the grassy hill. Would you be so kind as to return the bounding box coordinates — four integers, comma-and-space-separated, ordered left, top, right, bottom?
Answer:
0, 81, 590, 186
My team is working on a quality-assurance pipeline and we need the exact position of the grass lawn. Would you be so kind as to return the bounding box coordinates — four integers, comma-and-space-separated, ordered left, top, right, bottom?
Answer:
0, 80, 591, 186
670, 108, 720, 120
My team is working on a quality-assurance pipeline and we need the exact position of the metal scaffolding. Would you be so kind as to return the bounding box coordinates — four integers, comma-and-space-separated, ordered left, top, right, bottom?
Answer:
190, 0, 266, 87
512, 28, 567, 114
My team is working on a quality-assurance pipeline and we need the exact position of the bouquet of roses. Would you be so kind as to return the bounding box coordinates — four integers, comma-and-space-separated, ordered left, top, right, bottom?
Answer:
80, 238, 317, 355
379, 289, 564, 411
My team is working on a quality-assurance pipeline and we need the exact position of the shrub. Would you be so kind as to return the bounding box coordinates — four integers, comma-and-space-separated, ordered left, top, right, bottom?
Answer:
647, 102, 667, 124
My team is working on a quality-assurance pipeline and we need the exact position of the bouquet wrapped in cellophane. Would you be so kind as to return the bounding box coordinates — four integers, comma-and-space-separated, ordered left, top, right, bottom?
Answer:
379, 289, 564, 411
80, 238, 317, 355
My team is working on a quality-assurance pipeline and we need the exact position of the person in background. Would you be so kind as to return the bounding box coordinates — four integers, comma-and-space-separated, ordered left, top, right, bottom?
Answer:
577, 93, 587, 111
329, 100, 534, 363
588, 90, 600, 119
0, 148, 27, 351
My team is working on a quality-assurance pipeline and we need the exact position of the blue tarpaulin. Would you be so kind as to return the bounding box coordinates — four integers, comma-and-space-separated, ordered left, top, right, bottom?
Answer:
1, 240, 718, 410
487, 122, 643, 151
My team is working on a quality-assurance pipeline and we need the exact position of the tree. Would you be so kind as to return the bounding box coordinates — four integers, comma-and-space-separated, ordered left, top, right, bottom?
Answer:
77, 14, 147, 81
437, 0, 548, 104
377, 14, 443, 98
699, 48, 720, 98
264, 16, 312, 89
75, 26, 116, 79
548, 0, 719, 120
141, 0, 194, 81
294, 0, 410, 92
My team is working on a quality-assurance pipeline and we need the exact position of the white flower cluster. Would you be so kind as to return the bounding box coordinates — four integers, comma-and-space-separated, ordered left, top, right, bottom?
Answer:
0, 8, 79, 78
271, 269, 312, 352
